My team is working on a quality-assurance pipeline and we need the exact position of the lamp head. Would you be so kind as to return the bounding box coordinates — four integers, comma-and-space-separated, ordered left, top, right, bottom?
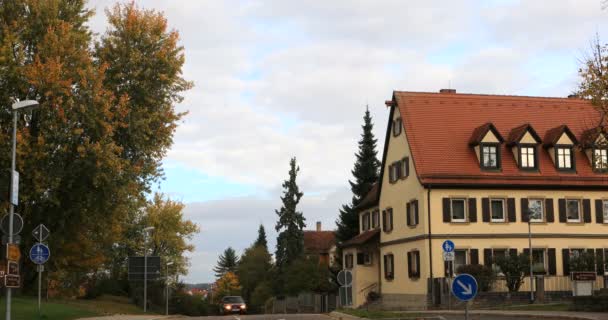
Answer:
12, 100, 39, 110
167, 261, 174, 266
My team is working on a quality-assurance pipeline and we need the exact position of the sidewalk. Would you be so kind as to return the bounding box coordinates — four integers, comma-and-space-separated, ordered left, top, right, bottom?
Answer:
330, 310, 608, 320
77, 316, 177, 320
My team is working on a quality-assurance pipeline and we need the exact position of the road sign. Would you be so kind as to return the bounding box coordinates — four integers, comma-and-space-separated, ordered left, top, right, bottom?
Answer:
7, 261, 18, 276
442, 240, 455, 253
6, 244, 20, 261
5, 275, 19, 288
337, 270, 353, 286
443, 251, 455, 261
1, 214, 23, 235
127, 256, 162, 281
32, 224, 50, 242
0, 262, 6, 277
29, 243, 50, 265
11, 170, 18, 206
1, 235, 21, 245
451, 273, 478, 302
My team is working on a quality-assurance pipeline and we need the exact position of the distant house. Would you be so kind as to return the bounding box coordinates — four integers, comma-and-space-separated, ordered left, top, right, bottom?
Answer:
304, 222, 337, 266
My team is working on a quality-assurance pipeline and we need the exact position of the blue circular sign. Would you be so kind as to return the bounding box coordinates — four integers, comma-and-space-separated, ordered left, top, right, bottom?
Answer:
442, 240, 455, 253
29, 243, 50, 265
451, 273, 478, 301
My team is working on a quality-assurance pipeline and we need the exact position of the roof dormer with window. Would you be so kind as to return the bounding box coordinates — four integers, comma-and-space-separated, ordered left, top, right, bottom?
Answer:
507, 124, 542, 171
581, 127, 608, 172
543, 125, 577, 172
469, 123, 504, 171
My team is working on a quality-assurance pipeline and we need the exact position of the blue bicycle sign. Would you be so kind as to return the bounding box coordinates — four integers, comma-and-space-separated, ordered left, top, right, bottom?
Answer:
29, 243, 50, 265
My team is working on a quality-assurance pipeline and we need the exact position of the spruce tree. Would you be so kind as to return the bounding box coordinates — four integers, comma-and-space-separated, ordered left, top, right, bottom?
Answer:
275, 157, 306, 272
254, 224, 268, 249
213, 247, 239, 278
336, 108, 381, 242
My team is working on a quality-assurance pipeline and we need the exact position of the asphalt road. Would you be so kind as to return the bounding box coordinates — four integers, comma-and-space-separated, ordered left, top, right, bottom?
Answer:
185, 314, 332, 320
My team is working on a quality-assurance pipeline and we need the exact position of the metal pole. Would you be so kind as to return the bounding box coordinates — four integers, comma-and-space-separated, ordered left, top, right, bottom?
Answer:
38, 265, 42, 317
165, 263, 169, 316
528, 220, 534, 303
6, 110, 17, 320
465, 303, 469, 320
143, 232, 148, 313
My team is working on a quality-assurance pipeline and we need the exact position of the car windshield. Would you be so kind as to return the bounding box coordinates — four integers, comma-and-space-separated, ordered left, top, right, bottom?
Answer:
223, 297, 244, 303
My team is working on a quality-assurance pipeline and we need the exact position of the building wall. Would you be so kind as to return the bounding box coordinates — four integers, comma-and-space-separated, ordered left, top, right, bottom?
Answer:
342, 247, 381, 308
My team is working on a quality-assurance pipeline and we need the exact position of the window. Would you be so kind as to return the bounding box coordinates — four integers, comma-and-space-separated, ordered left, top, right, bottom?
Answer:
556, 147, 573, 170
594, 148, 608, 171
384, 254, 394, 280
389, 163, 399, 183
363, 252, 372, 265
408, 251, 420, 278
407, 200, 418, 226
603, 201, 608, 224
491, 249, 507, 275
345, 254, 354, 269
393, 118, 402, 136
389, 158, 408, 183
528, 199, 544, 222
566, 199, 581, 222
481, 143, 499, 169
454, 249, 468, 274
450, 199, 467, 222
382, 208, 393, 232
372, 210, 379, 229
490, 198, 505, 222
401, 157, 409, 179
520, 145, 536, 169
604, 249, 608, 274
362, 212, 370, 231
532, 249, 547, 274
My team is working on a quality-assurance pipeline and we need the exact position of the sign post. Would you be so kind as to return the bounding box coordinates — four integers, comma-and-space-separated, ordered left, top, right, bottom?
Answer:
442, 240, 455, 309
451, 273, 478, 320
30, 224, 50, 318
337, 269, 353, 307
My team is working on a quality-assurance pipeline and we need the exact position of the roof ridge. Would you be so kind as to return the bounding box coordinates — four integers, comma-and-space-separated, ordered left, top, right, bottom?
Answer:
394, 90, 590, 102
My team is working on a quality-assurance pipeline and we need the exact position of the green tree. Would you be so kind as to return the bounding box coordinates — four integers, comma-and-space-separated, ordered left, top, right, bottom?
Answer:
283, 257, 335, 295
275, 157, 305, 273
214, 247, 239, 278
254, 224, 268, 249
578, 36, 608, 121
250, 281, 273, 313
212, 271, 241, 303
237, 245, 272, 307
336, 108, 380, 242
495, 253, 530, 293
569, 251, 596, 272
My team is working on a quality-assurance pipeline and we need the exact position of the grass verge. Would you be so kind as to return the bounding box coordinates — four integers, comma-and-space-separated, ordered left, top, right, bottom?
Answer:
337, 308, 426, 319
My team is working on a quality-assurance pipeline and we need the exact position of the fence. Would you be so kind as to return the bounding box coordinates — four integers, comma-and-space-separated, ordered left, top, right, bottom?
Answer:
268, 293, 337, 314
490, 275, 606, 293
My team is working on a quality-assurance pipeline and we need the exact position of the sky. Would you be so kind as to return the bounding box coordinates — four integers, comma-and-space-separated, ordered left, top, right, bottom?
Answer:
85, 0, 608, 283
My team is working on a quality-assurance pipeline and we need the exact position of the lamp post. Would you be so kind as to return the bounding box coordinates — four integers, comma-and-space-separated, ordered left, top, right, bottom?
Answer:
166, 261, 174, 315
6, 100, 39, 320
143, 226, 155, 313
527, 208, 537, 303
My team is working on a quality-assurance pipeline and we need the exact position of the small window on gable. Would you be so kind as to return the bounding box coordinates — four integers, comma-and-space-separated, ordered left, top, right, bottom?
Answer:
520, 145, 537, 169
594, 148, 608, 171
393, 118, 402, 136
469, 123, 504, 170
556, 146, 573, 170
507, 124, 541, 171
480, 143, 500, 169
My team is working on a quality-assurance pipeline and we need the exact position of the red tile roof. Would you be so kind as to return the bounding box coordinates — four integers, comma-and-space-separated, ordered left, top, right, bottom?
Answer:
543, 125, 578, 147
469, 122, 504, 146
341, 229, 380, 248
354, 182, 379, 211
303, 231, 335, 253
393, 91, 608, 187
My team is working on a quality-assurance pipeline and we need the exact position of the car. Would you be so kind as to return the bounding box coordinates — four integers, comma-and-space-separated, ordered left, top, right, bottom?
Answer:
219, 296, 247, 315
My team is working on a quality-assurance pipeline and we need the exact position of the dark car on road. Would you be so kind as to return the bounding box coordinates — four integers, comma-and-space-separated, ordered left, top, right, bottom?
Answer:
219, 296, 247, 315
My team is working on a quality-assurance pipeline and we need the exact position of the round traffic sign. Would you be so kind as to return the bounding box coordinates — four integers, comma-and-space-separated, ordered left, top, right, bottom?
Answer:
442, 240, 455, 253
0, 214, 23, 235
29, 243, 50, 265
337, 270, 353, 286
451, 273, 478, 302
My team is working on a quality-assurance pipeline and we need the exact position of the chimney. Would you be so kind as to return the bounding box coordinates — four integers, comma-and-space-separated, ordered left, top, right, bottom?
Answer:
316, 221, 322, 231
439, 89, 456, 94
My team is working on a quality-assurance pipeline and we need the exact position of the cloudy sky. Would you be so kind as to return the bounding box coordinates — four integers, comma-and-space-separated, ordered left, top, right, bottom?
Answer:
86, 0, 608, 283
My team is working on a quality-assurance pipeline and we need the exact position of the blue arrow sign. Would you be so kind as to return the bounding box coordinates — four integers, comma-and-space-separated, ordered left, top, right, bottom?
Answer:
442, 240, 455, 253
29, 243, 50, 265
451, 273, 478, 301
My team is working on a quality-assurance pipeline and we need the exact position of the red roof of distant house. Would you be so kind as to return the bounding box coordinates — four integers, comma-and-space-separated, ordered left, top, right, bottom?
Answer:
341, 229, 380, 248
393, 91, 608, 187
303, 231, 335, 253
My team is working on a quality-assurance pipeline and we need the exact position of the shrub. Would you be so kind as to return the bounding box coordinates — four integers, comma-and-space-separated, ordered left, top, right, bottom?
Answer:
495, 253, 530, 292
170, 292, 212, 316
571, 295, 608, 312
455, 264, 496, 292
250, 282, 273, 313
569, 251, 596, 272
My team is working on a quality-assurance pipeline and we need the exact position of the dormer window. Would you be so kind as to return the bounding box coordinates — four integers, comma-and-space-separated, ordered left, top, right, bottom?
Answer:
469, 123, 504, 170
594, 148, 608, 171
543, 125, 577, 172
581, 128, 608, 173
556, 146, 573, 170
507, 124, 541, 171
480, 143, 499, 169
393, 117, 402, 136
520, 145, 537, 169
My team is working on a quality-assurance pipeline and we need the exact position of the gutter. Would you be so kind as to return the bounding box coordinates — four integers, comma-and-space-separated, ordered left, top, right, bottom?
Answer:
427, 186, 434, 304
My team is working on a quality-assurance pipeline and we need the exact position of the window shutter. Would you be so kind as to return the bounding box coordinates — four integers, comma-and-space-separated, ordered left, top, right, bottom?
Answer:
596, 200, 604, 224
388, 208, 393, 231
443, 198, 451, 222
404, 157, 410, 177
509, 248, 518, 257
382, 210, 387, 232
396, 161, 402, 179
521, 198, 529, 222
562, 249, 570, 276
545, 198, 554, 222
406, 202, 411, 226
523, 248, 530, 257
583, 199, 592, 223
390, 255, 394, 279
559, 199, 567, 223
548, 249, 556, 276
383, 255, 388, 278
415, 252, 420, 277
407, 252, 412, 278
596, 249, 605, 275
482, 198, 490, 222
357, 253, 364, 265
507, 198, 516, 222
444, 261, 451, 277
414, 200, 419, 225
468, 198, 477, 222
388, 164, 394, 183
470, 249, 479, 265
483, 249, 492, 266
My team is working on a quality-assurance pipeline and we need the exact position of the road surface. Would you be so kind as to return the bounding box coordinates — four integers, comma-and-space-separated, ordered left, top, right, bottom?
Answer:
184, 314, 332, 320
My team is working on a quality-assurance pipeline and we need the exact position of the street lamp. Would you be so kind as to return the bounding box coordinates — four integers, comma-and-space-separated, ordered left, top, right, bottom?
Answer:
166, 261, 174, 315
6, 99, 39, 320
143, 226, 155, 313
527, 208, 539, 304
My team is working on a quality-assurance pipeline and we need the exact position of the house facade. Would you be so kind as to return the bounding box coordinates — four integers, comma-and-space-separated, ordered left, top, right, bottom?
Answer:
342, 89, 608, 309
304, 222, 337, 266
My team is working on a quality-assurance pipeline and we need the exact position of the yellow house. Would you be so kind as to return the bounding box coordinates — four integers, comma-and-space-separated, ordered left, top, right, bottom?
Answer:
342, 89, 608, 309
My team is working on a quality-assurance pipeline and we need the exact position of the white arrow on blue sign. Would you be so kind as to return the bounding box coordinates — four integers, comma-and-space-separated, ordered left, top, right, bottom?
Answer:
442, 240, 455, 253
29, 243, 50, 265
451, 273, 478, 302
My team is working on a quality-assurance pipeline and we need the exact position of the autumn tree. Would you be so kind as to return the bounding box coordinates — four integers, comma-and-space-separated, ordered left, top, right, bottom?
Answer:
578, 36, 608, 121
214, 247, 239, 278
212, 272, 241, 303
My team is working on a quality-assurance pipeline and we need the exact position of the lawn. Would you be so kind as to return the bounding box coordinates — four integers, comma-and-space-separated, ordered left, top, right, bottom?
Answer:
337, 309, 425, 319
0, 295, 150, 320
495, 303, 571, 312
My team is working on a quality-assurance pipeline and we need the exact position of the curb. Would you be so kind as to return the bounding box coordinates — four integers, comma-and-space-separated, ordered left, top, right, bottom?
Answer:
330, 310, 602, 320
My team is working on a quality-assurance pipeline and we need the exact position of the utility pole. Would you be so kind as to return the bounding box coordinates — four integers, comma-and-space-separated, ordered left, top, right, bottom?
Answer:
527, 209, 535, 303
166, 261, 174, 315
143, 226, 154, 312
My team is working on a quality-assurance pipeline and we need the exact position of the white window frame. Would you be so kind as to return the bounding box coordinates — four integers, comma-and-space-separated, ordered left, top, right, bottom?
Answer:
393, 118, 402, 136
385, 254, 394, 279
345, 254, 354, 269
372, 210, 379, 229
528, 198, 544, 222
363, 252, 373, 266
490, 198, 506, 222
362, 212, 370, 231
556, 147, 572, 169
594, 148, 608, 171
603, 200, 608, 224
566, 199, 581, 222
408, 200, 417, 226
531, 248, 548, 275
409, 251, 420, 277
521, 146, 536, 168
481, 144, 499, 169
450, 198, 467, 223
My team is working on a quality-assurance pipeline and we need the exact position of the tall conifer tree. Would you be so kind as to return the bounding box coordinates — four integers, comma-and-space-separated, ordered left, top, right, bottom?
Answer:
336, 108, 381, 242
254, 224, 268, 249
213, 247, 239, 278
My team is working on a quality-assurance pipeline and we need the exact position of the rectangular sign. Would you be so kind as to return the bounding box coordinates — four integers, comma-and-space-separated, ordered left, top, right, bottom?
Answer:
6, 244, 20, 261
7, 261, 18, 276
5, 275, 19, 288
571, 272, 597, 281
443, 251, 455, 261
10, 170, 18, 206
127, 256, 161, 281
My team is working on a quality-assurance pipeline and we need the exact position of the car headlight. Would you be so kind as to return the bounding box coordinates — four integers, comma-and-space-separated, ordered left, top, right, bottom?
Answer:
240, 304, 246, 309
225, 305, 231, 310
